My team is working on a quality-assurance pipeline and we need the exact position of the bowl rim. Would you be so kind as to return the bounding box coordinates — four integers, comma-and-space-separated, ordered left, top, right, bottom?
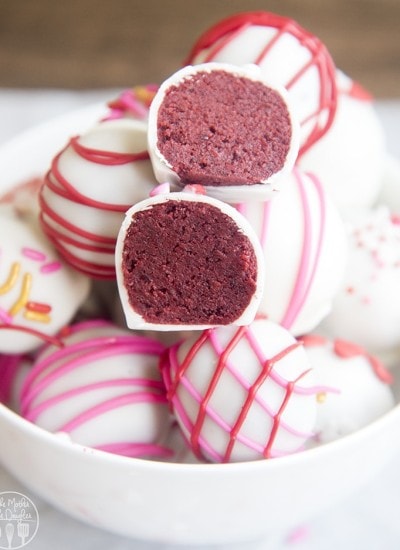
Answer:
2, 398, 400, 473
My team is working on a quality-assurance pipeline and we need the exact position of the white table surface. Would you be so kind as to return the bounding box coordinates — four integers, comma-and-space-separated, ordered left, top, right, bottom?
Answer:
0, 89, 400, 550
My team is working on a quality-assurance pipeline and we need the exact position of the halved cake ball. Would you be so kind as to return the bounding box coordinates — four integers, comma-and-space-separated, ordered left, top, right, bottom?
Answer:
148, 63, 300, 201
184, 11, 337, 155
115, 187, 265, 330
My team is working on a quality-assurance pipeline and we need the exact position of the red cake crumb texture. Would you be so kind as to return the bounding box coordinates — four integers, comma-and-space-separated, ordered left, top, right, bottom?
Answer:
121, 199, 258, 325
156, 70, 292, 186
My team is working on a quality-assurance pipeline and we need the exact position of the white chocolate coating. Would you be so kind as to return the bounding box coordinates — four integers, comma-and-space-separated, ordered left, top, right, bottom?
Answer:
187, 16, 337, 154
300, 71, 386, 213
302, 335, 394, 443
39, 119, 157, 278
19, 320, 172, 458
148, 63, 300, 202
378, 155, 400, 216
0, 208, 90, 353
318, 207, 400, 364
235, 168, 348, 335
115, 189, 265, 331
161, 318, 323, 463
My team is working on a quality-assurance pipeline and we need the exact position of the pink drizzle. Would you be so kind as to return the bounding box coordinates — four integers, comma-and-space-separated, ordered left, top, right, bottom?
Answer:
20, 320, 169, 459
161, 323, 332, 462
236, 170, 326, 331
281, 170, 326, 329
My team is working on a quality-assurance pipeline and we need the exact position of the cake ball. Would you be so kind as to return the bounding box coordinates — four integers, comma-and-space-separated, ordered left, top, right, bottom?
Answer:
301, 335, 394, 443
115, 185, 265, 331
377, 155, 400, 216
160, 317, 332, 463
39, 118, 157, 279
0, 176, 43, 218
299, 71, 386, 213
20, 319, 172, 459
184, 11, 337, 155
0, 208, 90, 354
103, 84, 158, 122
234, 168, 348, 335
318, 207, 400, 366
0, 353, 32, 411
148, 62, 300, 202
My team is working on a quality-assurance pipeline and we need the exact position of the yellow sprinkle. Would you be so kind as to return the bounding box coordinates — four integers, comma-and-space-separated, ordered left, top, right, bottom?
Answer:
316, 392, 327, 404
134, 86, 155, 104
8, 273, 32, 316
0, 262, 20, 294
24, 310, 51, 324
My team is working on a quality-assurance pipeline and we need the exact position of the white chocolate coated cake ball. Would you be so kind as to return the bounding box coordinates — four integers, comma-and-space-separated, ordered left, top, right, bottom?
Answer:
20, 320, 172, 459
301, 335, 394, 443
318, 207, 400, 366
185, 11, 337, 156
234, 168, 348, 336
39, 119, 157, 279
0, 207, 90, 354
161, 317, 331, 463
300, 71, 386, 213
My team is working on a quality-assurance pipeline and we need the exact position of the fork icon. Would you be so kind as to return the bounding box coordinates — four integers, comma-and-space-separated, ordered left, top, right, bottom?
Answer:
17, 522, 29, 546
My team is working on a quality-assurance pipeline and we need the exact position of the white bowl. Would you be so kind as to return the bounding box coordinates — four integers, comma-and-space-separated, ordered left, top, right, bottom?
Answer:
1, 105, 400, 546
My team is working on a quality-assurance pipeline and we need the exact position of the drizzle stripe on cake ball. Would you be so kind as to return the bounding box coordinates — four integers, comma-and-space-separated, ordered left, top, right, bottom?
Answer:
161, 318, 334, 463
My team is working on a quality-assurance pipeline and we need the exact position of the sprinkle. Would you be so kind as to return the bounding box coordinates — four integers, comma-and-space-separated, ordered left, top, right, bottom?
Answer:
0, 307, 12, 324
150, 182, 170, 197
21, 247, 47, 262
40, 261, 62, 274
0, 262, 20, 294
24, 310, 51, 324
316, 392, 327, 403
286, 525, 310, 545
8, 273, 32, 316
25, 301, 52, 314
183, 184, 206, 195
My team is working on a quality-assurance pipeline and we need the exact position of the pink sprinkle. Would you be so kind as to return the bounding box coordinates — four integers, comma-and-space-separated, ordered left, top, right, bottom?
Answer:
0, 307, 12, 324
22, 247, 47, 261
286, 525, 310, 545
183, 184, 206, 195
150, 182, 170, 197
40, 261, 62, 274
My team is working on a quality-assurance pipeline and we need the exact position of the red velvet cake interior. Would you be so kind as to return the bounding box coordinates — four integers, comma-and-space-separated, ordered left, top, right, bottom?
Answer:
156, 70, 292, 186
121, 199, 258, 325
